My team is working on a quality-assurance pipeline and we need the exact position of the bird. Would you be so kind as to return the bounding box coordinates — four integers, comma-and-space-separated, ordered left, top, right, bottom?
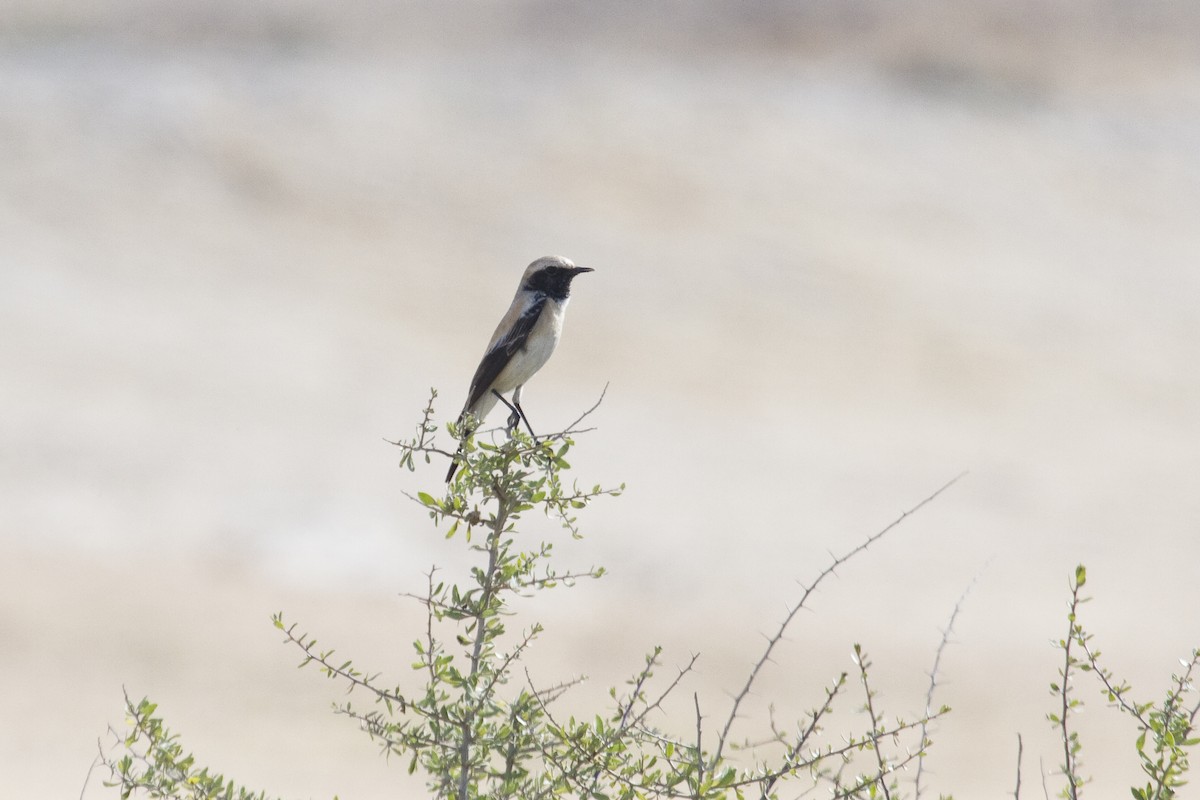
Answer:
445, 255, 594, 482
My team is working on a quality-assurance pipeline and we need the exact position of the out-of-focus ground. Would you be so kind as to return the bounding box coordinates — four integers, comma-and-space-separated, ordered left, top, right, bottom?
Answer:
3, 1, 1199, 797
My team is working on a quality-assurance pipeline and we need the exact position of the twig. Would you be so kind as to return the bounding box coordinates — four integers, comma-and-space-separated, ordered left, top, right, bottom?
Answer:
855, 645, 893, 800
560, 382, 610, 435
386, 387, 457, 457
915, 568, 982, 797
616, 649, 660, 732
636, 653, 702, 730
79, 741, 104, 800
509, 384, 607, 447
1057, 568, 1086, 800
757, 673, 848, 800
277, 620, 409, 711
1014, 733, 1024, 800
529, 673, 588, 704
334, 704, 446, 754
528, 653, 701, 798
826, 747, 928, 800
735, 710, 948, 791
472, 625, 544, 720
715, 472, 967, 763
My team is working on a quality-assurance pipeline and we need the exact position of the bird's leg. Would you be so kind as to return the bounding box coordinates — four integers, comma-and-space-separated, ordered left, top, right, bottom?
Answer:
491, 389, 523, 435
512, 398, 537, 440
508, 402, 537, 441
511, 385, 537, 440
491, 388, 537, 440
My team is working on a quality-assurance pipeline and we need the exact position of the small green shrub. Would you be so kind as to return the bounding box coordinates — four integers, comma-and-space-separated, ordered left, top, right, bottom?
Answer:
1045, 565, 1200, 800
95, 392, 947, 799
96, 393, 1198, 800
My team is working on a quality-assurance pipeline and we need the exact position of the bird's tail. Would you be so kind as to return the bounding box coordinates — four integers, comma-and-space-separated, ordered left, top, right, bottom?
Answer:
446, 443, 463, 482
445, 441, 465, 482
445, 412, 471, 482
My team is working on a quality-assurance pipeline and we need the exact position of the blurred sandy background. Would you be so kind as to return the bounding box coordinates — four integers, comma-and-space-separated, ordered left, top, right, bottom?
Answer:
3, 1, 1199, 797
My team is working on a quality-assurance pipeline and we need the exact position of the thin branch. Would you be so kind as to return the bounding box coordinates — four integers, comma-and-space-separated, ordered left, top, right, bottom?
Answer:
1057, 569, 1086, 800
529, 673, 588, 704
824, 747, 929, 800
334, 705, 448, 754
757, 673, 849, 800
418, 569, 441, 682
387, 387, 457, 458
715, 472, 967, 763
552, 707, 943, 800
528, 654, 701, 798
277, 621, 408, 709
915, 568, 982, 798
732, 710, 948, 791
1077, 636, 1150, 726
544, 704, 943, 800
520, 568, 608, 591
504, 383, 608, 452
635, 653, 702, 730
1182, 649, 1200, 726
1014, 733, 1024, 800
472, 625, 543, 720
80, 741, 104, 800
616, 648, 665, 731
855, 646, 893, 800
557, 382, 610, 437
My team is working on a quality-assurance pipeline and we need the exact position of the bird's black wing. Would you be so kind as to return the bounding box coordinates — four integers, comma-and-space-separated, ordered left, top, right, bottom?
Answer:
462, 296, 545, 415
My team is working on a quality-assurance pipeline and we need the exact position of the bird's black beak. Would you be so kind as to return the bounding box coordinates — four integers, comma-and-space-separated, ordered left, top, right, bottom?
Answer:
572, 266, 594, 275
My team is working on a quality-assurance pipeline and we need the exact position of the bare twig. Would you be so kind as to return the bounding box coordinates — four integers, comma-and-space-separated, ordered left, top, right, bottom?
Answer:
529, 673, 588, 704
915, 568, 982, 798
79, 742, 104, 800
636, 653, 702, 731
509, 383, 609, 446
715, 472, 967, 763
1014, 733, 1024, 800
558, 382, 610, 436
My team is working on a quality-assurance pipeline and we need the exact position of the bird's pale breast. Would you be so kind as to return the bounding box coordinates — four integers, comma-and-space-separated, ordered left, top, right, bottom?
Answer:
492, 297, 566, 392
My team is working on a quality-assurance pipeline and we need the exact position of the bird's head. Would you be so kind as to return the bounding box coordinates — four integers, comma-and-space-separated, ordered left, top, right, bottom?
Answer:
521, 256, 594, 299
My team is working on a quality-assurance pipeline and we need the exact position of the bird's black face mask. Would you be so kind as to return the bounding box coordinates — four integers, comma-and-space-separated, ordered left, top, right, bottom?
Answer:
526, 266, 592, 299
